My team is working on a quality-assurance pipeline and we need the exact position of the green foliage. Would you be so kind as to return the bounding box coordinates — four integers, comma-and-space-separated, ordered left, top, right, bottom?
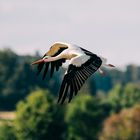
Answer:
94, 72, 113, 92
14, 89, 66, 140
65, 95, 109, 140
125, 65, 139, 83
0, 49, 60, 110
107, 83, 140, 113
0, 122, 16, 140
0, 49, 140, 110
1, 48, 140, 140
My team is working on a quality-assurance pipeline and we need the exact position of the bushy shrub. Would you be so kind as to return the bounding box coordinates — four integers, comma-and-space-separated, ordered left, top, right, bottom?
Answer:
100, 105, 140, 140
65, 95, 108, 140
0, 122, 16, 140
14, 89, 66, 140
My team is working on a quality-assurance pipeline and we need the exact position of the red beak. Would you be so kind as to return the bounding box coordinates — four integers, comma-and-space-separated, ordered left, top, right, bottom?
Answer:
31, 59, 44, 65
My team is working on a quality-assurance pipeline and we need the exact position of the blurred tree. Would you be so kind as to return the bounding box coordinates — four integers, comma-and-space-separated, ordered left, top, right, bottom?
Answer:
94, 72, 113, 93
14, 89, 66, 140
107, 83, 140, 113
100, 105, 140, 140
0, 49, 60, 110
109, 69, 125, 85
0, 49, 19, 110
138, 66, 140, 80
125, 65, 139, 83
1, 48, 140, 111
106, 84, 123, 113
123, 83, 140, 106
89, 78, 97, 95
0, 122, 16, 140
0, 49, 18, 80
65, 95, 109, 140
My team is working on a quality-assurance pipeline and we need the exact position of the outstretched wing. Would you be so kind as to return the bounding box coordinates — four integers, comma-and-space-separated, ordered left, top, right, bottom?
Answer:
57, 53, 102, 104
37, 47, 67, 79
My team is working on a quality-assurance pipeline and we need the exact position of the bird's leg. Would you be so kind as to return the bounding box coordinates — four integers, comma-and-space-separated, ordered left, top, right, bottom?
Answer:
108, 64, 115, 67
98, 68, 106, 76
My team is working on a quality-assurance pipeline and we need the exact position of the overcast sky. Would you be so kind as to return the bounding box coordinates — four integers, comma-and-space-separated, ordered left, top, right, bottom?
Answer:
0, 0, 140, 66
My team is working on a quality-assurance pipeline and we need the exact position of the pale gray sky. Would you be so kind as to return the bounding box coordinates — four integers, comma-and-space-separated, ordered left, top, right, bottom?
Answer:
0, 0, 140, 66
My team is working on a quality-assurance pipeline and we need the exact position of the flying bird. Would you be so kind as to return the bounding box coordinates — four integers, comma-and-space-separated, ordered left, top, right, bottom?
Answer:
31, 42, 115, 104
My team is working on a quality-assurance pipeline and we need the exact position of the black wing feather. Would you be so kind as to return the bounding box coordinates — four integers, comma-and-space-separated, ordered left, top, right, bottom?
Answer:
42, 63, 49, 80
57, 74, 69, 103
60, 83, 69, 104
58, 54, 102, 104
37, 63, 44, 76
68, 80, 74, 103
50, 62, 55, 77
37, 48, 67, 79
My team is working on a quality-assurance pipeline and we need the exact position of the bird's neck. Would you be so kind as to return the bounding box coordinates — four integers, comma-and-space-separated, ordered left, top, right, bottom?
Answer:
44, 55, 63, 62
44, 53, 78, 62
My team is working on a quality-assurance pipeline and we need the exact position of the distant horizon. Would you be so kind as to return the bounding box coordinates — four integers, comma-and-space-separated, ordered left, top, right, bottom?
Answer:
0, 46, 139, 69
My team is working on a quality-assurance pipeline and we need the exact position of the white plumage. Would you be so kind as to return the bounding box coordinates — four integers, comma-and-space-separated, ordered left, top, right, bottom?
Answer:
32, 42, 115, 104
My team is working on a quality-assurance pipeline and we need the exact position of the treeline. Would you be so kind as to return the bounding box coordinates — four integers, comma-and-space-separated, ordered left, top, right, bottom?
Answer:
0, 49, 140, 110
1, 84, 140, 140
0, 49, 60, 110
0, 48, 140, 140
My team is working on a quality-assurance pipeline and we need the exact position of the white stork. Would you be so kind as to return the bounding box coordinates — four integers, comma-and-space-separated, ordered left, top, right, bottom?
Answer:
31, 42, 115, 104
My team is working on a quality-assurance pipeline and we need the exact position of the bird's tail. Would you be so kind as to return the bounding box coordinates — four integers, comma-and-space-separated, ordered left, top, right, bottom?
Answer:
99, 56, 115, 68
99, 56, 107, 65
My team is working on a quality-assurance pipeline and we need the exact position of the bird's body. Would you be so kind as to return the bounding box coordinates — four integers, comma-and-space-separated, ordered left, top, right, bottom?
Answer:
32, 42, 114, 104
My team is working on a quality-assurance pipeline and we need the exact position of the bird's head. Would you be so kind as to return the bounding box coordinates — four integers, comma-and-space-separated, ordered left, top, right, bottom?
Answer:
31, 55, 50, 65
